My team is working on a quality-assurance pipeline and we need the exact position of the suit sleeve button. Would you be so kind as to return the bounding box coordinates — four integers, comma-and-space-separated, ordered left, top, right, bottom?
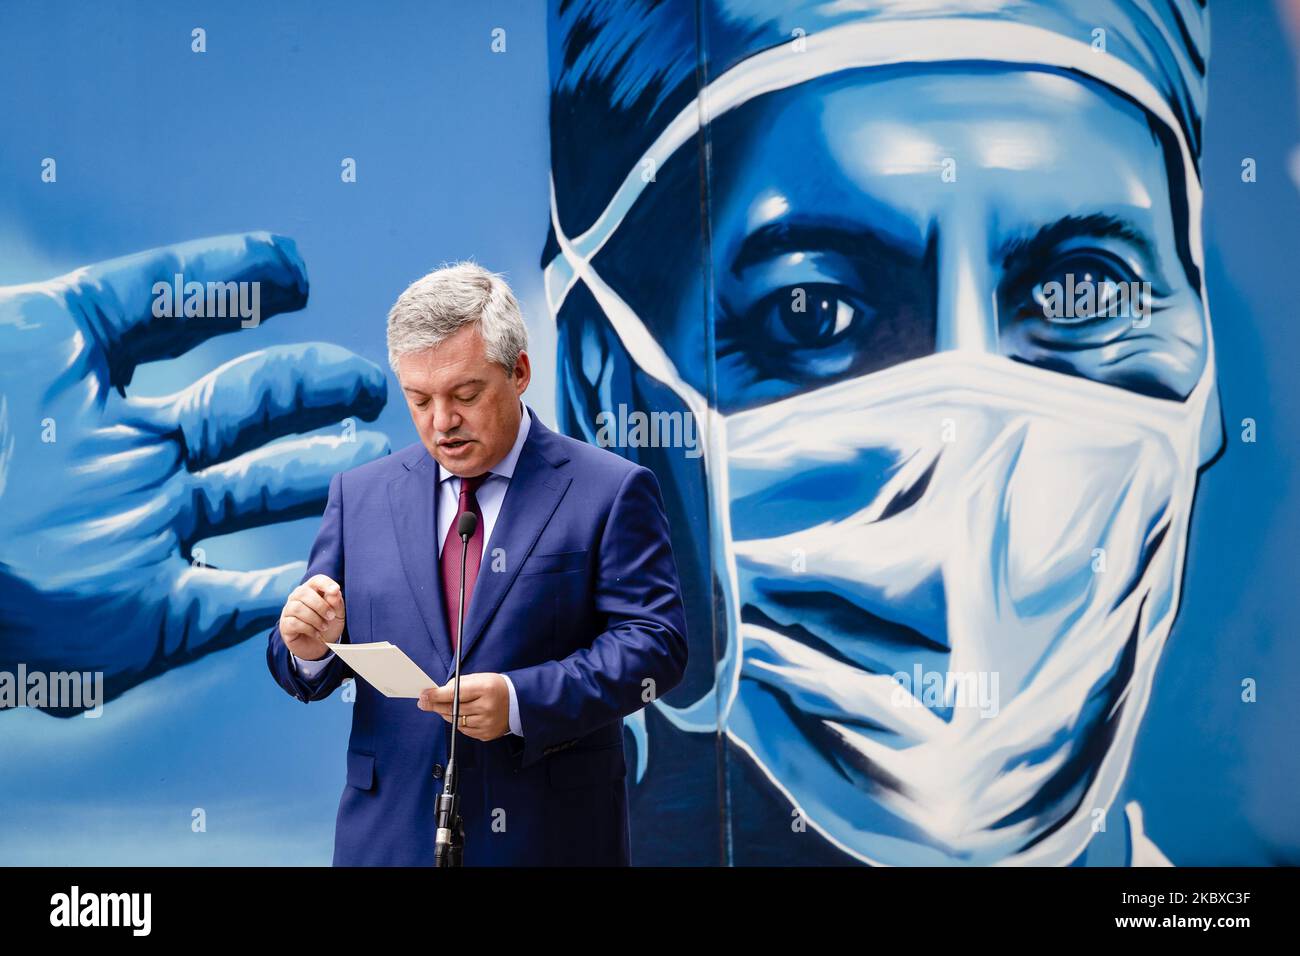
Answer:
432, 763, 445, 778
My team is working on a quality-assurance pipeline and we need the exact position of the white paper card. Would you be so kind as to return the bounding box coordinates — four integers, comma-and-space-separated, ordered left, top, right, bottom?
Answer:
324, 640, 437, 698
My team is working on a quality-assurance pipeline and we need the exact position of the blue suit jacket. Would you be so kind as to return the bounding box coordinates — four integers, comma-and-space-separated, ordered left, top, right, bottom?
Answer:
266, 406, 688, 865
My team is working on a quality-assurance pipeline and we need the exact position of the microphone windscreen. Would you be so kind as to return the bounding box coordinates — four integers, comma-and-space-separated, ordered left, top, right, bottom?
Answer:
457, 511, 478, 538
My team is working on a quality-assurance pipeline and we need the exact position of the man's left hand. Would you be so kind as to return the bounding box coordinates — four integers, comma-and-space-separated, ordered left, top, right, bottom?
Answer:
418, 673, 511, 741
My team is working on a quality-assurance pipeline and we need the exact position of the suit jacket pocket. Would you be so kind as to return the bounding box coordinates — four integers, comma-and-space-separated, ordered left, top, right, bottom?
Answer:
546, 742, 625, 790
520, 549, 588, 575
346, 749, 375, 791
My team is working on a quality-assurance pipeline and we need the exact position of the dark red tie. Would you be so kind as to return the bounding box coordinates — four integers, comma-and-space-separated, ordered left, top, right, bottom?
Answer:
441, 473, 486, 652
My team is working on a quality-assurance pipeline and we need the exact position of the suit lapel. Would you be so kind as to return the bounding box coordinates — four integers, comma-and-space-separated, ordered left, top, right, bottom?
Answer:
388, 448, 453, 679
458, 410, 571, 666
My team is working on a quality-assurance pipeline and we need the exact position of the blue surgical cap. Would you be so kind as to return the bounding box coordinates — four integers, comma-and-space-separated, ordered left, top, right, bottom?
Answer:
544, 0, 1210, 247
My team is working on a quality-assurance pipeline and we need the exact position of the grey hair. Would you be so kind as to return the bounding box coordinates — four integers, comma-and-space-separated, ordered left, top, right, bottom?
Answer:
386, 261, 528, 378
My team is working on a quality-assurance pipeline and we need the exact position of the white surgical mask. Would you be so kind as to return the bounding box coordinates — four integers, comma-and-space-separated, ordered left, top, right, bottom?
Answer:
721, 349, 1212, 865
544, 18, 1222, 865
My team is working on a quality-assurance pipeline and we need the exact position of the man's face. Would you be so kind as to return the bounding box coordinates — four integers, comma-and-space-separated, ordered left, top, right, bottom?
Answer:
397, 323, 530, 477
572, 65, 1214, 863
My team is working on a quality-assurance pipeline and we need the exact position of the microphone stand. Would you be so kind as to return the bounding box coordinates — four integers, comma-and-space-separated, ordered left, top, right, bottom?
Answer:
434, 510, 477, 867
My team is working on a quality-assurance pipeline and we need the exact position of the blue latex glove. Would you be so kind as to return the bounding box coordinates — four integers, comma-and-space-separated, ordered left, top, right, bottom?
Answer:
0, 232, 389, 711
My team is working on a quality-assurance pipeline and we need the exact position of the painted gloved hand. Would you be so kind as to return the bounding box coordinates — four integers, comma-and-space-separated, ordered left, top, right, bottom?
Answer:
0, 232, 388, 711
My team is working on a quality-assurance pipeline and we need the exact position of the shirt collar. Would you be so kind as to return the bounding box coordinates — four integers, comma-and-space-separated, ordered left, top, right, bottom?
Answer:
437, 400, 531, 485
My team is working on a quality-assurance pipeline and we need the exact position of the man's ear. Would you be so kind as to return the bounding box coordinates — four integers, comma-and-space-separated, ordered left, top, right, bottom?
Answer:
513, 350, 532, 395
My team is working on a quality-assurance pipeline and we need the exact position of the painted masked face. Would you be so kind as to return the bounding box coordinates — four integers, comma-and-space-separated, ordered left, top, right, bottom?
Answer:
546, 16, 1222, 864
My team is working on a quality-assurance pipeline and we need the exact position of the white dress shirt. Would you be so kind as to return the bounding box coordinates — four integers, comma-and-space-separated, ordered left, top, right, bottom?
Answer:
290, 402, 531, 737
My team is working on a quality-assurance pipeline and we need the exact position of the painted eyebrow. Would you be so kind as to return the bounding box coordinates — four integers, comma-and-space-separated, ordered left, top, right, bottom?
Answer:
729, 217, 923, 278
997, 213, 1159, 272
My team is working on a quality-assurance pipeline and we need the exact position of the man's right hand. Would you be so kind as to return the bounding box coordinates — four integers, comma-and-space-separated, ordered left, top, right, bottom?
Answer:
279, 574, 346, 661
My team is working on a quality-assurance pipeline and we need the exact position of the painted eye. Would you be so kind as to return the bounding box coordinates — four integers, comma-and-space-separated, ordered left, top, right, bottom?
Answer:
765, 283, 872, 347
1030, 253, 1145, 323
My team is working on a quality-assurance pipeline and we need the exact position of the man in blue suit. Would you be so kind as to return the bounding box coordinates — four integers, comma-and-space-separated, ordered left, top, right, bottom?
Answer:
266, 262, 688, 866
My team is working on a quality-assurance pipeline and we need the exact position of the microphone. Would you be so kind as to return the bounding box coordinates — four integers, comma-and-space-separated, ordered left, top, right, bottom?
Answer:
434, 509, 478, 867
